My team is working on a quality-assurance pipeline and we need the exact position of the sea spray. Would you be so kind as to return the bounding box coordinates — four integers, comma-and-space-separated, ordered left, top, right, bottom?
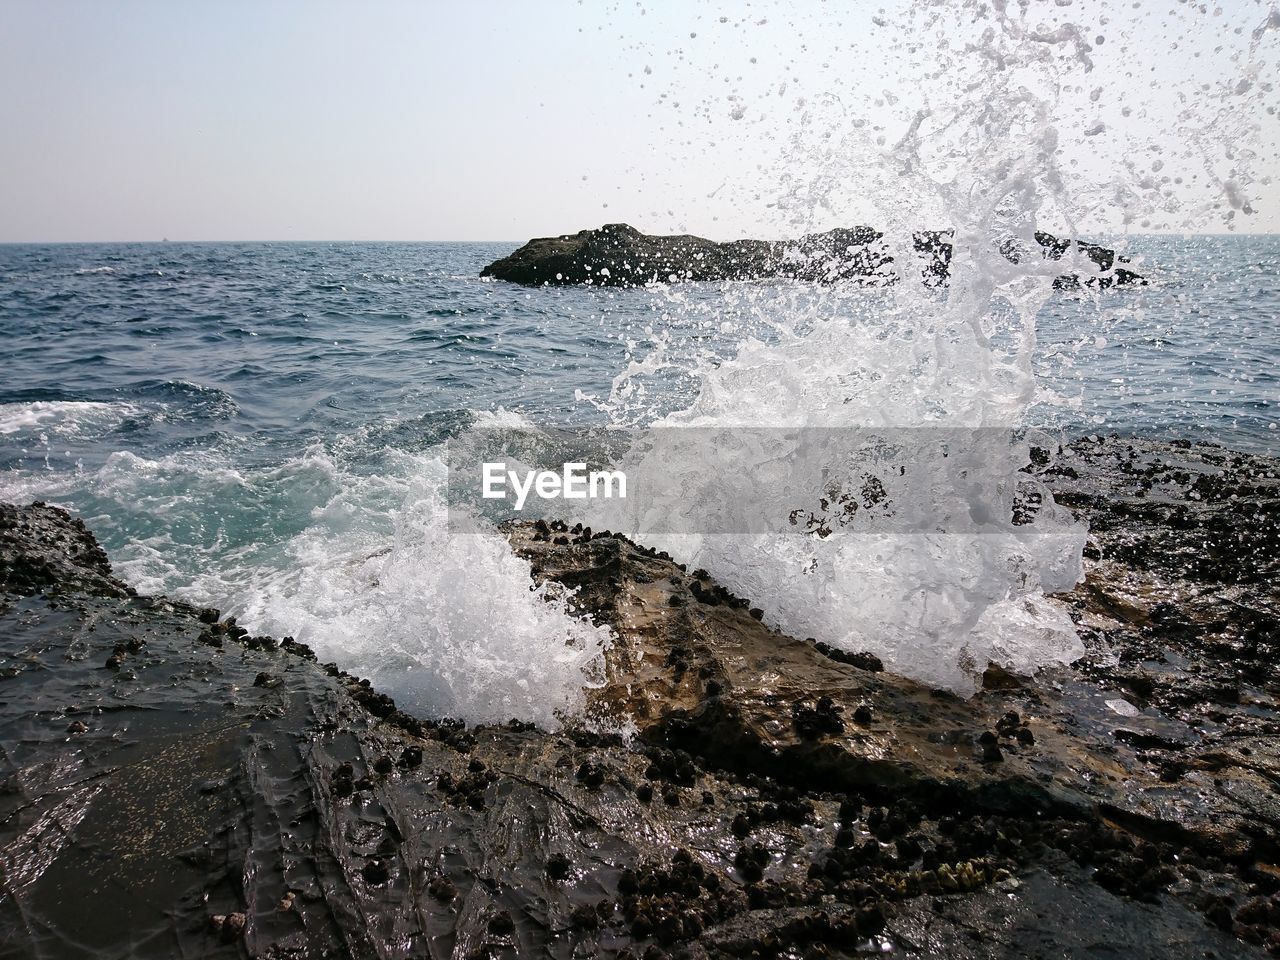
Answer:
230, 459, 611, 727
205, 412, 612, 728
0, 418, 613, 729
586, 0, 1277, 692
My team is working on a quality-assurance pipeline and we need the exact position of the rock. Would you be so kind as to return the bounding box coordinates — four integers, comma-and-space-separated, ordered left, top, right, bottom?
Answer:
479, 222, 1144, 288
1025, 231, 1147, 288
488, 912, 515, 935
575, 760, 607, 789
427, 874, 456, 902
545, 852, 572, 880
0, 454, 1274, 959
0, 501, 125, 598
397, 745, 423, 769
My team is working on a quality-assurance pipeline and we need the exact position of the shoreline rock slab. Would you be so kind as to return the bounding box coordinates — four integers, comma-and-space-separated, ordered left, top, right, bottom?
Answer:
1, 438, 1276, 959
479, 222, 1145, 289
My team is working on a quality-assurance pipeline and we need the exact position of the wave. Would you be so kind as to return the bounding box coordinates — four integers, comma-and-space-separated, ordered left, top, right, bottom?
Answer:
0, 399, 140, 438
1, 425, 610, 729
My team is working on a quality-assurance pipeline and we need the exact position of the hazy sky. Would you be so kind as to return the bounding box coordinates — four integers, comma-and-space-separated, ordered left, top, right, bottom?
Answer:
2, 0, 1276, 242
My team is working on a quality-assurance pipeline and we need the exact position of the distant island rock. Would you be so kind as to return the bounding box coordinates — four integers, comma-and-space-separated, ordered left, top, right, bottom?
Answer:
480, 222, 1144, 289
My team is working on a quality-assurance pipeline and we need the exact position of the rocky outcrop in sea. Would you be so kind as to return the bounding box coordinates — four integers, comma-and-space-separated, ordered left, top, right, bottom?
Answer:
479, 223, 1145, 289
1, 436, 1276, 958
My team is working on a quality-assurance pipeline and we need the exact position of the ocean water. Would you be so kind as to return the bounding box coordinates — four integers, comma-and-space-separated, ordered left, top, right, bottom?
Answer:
0, 237, 1277, 719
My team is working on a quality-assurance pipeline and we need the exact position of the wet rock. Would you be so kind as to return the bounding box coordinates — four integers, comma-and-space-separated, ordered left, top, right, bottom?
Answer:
330, 762, 355, 798
792, 696, 845, 739
395, 745, 421, 769
487, 912, 515, 935
576, 760, 606, 790
427, 874, 456, 902
208, 911, 246, 943
815, 641, 885, 672
2, 456, 1276, 959
362, 859, 390, 886
0, 502, 125, 598
545, 852, 571, 880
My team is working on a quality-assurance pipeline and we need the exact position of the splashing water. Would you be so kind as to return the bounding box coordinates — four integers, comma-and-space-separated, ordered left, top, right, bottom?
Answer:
0, 412, 612, 729
228, 445, 611, 727
589, 0, 1277, 693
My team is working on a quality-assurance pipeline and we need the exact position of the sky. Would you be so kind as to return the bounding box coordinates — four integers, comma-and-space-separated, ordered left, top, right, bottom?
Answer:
1, 0, 1277, 242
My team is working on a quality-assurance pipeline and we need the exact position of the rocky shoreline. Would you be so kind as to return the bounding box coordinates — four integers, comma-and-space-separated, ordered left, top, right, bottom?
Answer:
1, 436, 1276, 958
479, 223, 1145, 289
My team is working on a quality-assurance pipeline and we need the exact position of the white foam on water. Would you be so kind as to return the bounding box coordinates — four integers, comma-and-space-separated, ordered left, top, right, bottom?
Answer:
0, 400, 139, 438
4, 435, 611, 729
228, 458, 610, 728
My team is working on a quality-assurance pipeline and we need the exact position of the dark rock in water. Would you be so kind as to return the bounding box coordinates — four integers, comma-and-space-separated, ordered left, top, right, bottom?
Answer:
479, 222, 1145, 289
481, 222, 889, 286
1028, 231, 1147, 288
1, 454, 1275, 959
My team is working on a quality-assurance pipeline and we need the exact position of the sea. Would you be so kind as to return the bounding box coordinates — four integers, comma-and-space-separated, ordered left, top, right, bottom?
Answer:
0, 236, 1276, 722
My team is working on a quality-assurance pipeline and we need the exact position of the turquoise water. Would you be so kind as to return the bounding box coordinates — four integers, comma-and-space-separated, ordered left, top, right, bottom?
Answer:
0, 237, 1275, 716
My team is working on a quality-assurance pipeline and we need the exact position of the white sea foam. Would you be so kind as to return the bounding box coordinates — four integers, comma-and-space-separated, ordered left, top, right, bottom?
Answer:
7, 438, 610, 729
0, 400, 138, 437
229, 459, 610, 727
